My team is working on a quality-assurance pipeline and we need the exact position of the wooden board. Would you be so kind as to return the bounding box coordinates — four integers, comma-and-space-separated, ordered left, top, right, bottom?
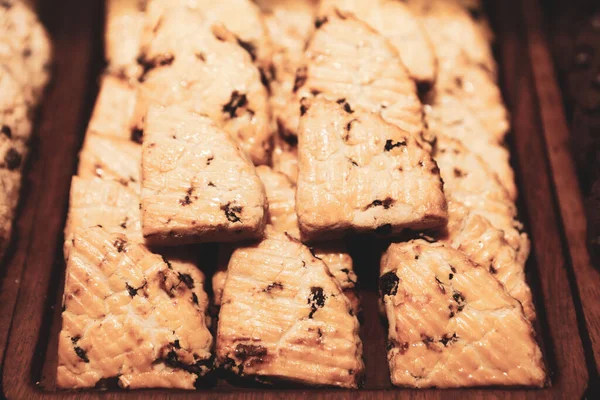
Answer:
0, 0, 593, 398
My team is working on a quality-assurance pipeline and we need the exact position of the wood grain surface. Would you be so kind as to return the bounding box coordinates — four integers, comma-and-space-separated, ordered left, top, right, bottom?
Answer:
0, 0, 595, 398
534, 0, 600, 397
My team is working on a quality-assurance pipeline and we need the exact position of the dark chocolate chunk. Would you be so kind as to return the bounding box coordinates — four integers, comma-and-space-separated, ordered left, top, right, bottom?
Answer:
113, 238, 127, 253
1, 125, 11, 138
178, 273, 194, 289
131, 128, 143, 143
222, 202, 243, 223
192, 292, 199, 305
162, 255, 173, 269
307, 286, 326, 318
125, 281, 146, 297
74, 346, 89, 363
293, 66, 307, 92
236, 38, 257, 61
315, 16, 328, 28
179, 195, 192, 206
453, 168, 466, 177
4, 148, 22, 170
263, 282, 284, 293
259, 67, 271, 93
300, 103, 308, 116
440, 332, 458, 346
346, 118, 358, 132
365, 197, 395, 210
223, 91, 248, 118
379, 271, 399, 296
125, 283, 137, 297
234, 343, 267, 360
384, 139, 407, 151
336, 98, 354, 113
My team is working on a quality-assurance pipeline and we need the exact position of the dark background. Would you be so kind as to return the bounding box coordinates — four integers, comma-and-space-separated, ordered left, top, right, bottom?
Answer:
544, 0, 600, 267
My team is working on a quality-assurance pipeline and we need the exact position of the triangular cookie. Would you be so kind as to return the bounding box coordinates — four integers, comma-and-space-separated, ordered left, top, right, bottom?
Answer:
380, 240, 546, 387
141, 104, 267, 245
217, 228, 364, 388
57, 227, 212, 389
296, 98, 447, 240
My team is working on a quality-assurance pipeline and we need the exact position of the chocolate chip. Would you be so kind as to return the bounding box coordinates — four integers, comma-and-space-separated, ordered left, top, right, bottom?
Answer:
125, 283, 137, 297
315, 16, 328, 28
440, 333, 458, 346
453, 168, 466, 177
222, 202, 243, 223
336, 98, 354, 113
4, 148, 22, 170
417, 81, 432, 95
223, 91, 248, 118
379, 271, 399, 296
113, 238, 126, 252
74, 346, 89, 363
125, 281, 145, 297
293, 66, 307, 92
234, 343, 267, 360
307, 286, 326, 318
206, 156, 214, 165
399, 342, 409, 354
71, 335, 81, 344
236, 37, 257, 61
346, 118, 358, 132
179, 195, 192, 206
162, 255, 173, 269
192, 293, 199, 304
173, 339, 181, 349
263, 282, 283, 293
178, 273, 194, 289
1, 125, 11, 138
365, 198, 394, 210
131, 128, 143, 143
300, 103, 308, 116
259, 67, 271, 93
384, 139, 407, 151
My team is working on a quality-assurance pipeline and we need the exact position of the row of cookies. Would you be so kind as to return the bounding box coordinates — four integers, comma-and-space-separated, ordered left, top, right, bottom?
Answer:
57, 0, 215, 389
260, 0, 546, 388
0, 0, 51, 261
57, 0, 364, 389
